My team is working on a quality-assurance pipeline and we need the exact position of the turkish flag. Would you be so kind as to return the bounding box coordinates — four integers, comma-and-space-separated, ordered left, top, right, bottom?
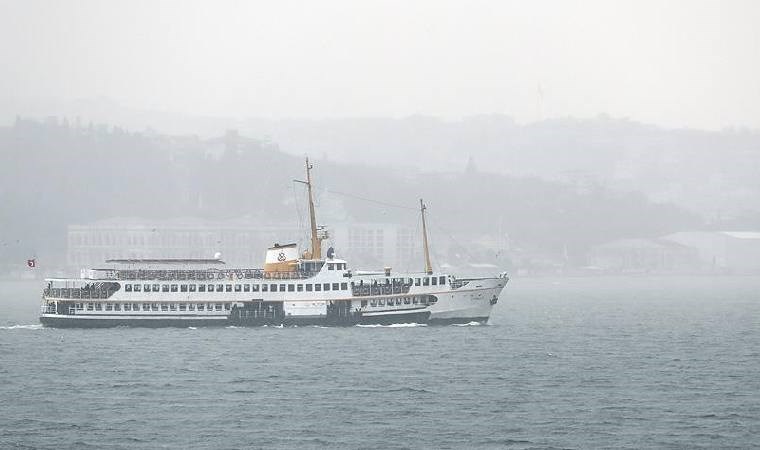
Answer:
27, 259, 36, 268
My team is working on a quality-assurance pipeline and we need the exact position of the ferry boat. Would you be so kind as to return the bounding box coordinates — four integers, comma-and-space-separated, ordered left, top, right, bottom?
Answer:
39, 159, 508, 328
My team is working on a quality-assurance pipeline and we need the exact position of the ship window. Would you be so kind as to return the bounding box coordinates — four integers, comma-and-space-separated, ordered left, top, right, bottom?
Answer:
207, 284, 214, 292
404, 297, 410, 304
161, 285, 169, 292
224, 303, 231, 310
161, 304, 168, 311
179, 304, 186, 311
379, 299, 385, 306
124, 303, 131, 311
170, 304, 177, 311
132, 303, 139, 311
262, 284, 268, 292
151, 304, 159, 311
297, 284, 303, 292
188, 303, 195, 311
181, 284, 188, 292
198, 284, 206, 292
144, 284, 151, 292
370, 300, 377, 307
87, 303, 94, 311
341, 283, 347, 290
143, 303, 150, 310
324, 283, 330, 291
270, 284, 277, 292
413, 297, 419, 304
361, 300, 368, 307
215, 303, 222, 311
396, 298, 402, 305
216, 284, 223, 292
432, 277, 437, 286
134, 284, 141, 292
439, 276, 446, 285
106, 303, 113, 311
189, 284, 196, 292
332, 283, 339, 291
315, 284, 321, 291
415, 278, 420, 286
125, 284, 132, 292
428, 297, 437, 304
252, 284, 260, 292
328, 263, 334, 270
95, 303, 102, 311
288, 284, 295, 292
306, 284, 313, 292
234, 284, 241, 292
279, 284, 285, 291
243, 284, 250, 292
197, 304, 204, 311
423, 278, 430, 286
225, 284, 232, 292
171, 284, 178, 292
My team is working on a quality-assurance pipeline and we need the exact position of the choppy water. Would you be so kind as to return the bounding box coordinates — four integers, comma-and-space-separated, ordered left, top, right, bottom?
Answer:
1, 276, 759, 449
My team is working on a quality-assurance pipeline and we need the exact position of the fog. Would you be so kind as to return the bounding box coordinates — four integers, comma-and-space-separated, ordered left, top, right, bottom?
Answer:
1, 0, 759, 276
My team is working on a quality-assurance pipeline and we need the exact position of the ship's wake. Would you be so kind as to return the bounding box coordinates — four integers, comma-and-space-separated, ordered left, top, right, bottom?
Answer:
0, 324, 44, 330
356, 323, 427, 328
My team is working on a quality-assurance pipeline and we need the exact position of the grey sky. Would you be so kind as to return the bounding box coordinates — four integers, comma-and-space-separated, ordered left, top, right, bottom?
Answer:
1, 0, 759, 130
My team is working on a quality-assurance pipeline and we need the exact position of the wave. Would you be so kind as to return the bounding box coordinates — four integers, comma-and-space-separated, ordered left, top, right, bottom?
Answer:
356, 323, 427, 328
187, 326, 197, 330
451, 321, 484, 327
0, 324, 43, 330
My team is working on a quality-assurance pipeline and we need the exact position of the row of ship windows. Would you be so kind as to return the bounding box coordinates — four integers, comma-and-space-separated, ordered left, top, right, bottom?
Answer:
124, 282, 350, 293
69, 302, 232, 312
365, 296, 431, 307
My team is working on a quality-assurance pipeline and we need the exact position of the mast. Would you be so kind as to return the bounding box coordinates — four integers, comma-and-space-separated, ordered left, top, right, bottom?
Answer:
420, 198, 433, 274
295, 158, 322, 260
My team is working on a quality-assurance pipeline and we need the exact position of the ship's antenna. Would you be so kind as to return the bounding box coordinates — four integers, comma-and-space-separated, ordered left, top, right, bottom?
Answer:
420, 198, 433, 274
294, 157, 321, 260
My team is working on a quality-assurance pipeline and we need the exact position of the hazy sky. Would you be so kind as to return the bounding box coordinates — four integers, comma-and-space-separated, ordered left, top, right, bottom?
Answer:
1, 0, 759, 130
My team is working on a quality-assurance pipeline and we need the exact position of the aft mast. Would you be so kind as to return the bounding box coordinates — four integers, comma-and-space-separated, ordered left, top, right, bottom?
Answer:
420, 198, 433, 274
295, 158, 322, 260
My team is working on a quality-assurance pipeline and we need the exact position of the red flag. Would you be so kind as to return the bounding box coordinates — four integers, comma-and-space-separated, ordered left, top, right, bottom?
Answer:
27, 259, 36, 268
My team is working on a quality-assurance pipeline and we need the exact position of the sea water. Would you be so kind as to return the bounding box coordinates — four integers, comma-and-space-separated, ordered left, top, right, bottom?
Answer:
1, 276, 758, 449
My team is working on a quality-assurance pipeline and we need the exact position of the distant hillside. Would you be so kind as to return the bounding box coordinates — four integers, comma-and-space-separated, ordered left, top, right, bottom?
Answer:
0, 118, 699, 267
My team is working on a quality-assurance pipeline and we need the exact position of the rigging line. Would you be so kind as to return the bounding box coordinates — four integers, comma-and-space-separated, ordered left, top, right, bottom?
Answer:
324, 189, 419, 211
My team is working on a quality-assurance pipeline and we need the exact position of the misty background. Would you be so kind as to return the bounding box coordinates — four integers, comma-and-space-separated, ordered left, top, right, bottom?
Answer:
1, 0, 759, 276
